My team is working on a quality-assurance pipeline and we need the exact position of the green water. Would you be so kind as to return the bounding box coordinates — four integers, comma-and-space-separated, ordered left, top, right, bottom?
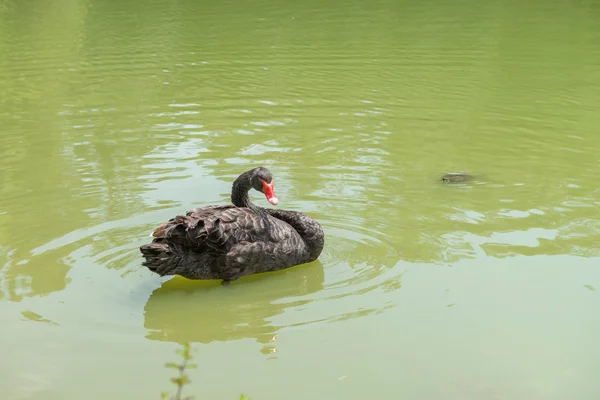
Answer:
1, 0, 600, 398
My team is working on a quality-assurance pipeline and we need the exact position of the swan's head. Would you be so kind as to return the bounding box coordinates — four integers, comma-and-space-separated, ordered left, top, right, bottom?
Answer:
251, 167, 279, 205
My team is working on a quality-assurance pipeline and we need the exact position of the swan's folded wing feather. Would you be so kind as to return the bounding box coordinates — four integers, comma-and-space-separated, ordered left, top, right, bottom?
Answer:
200, 208, 271, 252
152, 206, 271, 254
150, 206, 229, 242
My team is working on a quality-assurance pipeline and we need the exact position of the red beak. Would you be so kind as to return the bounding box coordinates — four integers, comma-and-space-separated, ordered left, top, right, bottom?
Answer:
260, 179, 279, 205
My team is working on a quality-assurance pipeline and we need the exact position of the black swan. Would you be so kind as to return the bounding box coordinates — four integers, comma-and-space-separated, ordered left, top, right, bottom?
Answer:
139, 166, 325, 284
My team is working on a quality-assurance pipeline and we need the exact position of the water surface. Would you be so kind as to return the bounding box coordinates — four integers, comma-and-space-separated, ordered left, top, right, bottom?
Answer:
1, 0, 600, 399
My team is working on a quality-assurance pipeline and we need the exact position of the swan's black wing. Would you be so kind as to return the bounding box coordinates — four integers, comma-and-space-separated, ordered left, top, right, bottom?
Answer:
150, 205, 272, 255
141, 205, 321, 280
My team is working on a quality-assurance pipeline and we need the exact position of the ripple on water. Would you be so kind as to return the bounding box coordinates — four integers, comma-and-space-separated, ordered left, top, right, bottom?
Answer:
13, 207, 405, 355
142, 213, 405, 355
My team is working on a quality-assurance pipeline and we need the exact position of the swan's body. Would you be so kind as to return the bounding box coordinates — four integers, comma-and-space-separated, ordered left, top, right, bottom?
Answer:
139, 167, 324, 283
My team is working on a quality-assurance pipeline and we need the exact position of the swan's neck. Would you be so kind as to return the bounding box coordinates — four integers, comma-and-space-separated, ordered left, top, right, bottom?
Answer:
231, 171, 271, 231
231, 171, 253, 208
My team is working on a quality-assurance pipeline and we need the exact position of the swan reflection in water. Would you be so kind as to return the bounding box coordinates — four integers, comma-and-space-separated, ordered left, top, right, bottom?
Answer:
143, 260, 325, 354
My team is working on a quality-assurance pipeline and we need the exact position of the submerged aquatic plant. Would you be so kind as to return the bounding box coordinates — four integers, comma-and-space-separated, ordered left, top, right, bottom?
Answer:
161, 342, 250, 400
161, 342, 196, 400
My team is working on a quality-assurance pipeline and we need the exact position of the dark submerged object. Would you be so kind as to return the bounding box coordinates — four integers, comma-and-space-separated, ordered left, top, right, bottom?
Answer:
441, 173, 474, 183
139, 167, 325, 284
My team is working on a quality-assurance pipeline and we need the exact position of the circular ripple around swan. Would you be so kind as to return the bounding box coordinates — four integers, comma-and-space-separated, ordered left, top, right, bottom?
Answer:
141, 213, 405, 355
17, 210, 404, 355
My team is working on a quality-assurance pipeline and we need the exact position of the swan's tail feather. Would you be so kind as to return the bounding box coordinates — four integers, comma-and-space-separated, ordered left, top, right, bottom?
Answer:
140, 242, 183, 276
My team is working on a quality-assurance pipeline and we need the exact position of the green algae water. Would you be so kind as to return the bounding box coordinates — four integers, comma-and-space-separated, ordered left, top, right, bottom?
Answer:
1, 0, 599, 398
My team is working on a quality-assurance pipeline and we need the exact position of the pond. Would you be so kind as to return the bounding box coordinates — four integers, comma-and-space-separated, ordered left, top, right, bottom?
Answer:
1, 0, 599, 398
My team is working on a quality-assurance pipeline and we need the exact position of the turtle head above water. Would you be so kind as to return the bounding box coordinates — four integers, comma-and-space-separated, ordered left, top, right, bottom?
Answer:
441, 173, 474, 183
